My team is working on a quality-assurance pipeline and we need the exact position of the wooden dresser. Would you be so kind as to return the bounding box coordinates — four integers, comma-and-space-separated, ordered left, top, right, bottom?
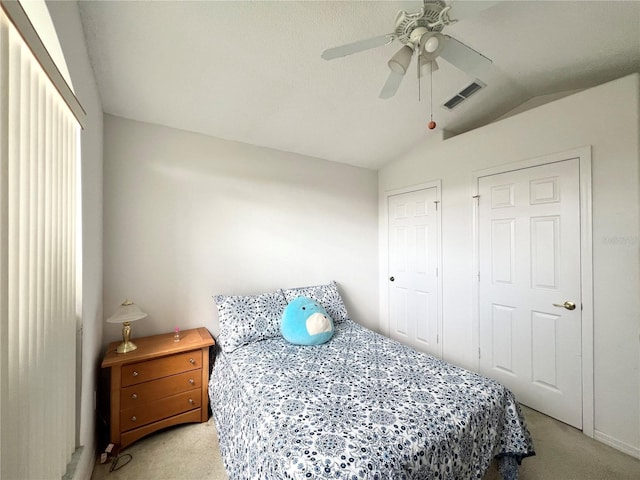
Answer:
101, 327, 215, 449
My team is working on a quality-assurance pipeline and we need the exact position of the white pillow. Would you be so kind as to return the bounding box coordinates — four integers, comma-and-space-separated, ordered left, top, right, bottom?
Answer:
282, 281, 349, 325
214, 291, 288, 353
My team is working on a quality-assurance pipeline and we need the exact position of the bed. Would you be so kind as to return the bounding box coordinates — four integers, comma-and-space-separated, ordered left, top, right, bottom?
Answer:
209, 282, 535, 480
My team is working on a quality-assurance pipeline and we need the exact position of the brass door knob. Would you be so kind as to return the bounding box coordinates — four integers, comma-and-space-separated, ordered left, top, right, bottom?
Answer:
553, 301, 576, 311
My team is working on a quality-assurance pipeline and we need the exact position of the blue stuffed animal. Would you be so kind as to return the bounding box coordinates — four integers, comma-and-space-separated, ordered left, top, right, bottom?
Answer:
281, 296, 334, 345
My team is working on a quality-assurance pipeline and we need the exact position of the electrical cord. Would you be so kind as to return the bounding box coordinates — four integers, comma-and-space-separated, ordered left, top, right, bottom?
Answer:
109, 453, 133, 472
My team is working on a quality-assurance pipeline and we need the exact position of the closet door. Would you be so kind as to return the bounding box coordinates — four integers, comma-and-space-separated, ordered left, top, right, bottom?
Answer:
388, 187, 441, 357
478, 158, 582, 428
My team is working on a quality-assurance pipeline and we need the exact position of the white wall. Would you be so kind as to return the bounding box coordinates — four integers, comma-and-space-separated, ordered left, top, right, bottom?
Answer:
103, 115, 379, 344
379, 74, 640, 456
47, 1, 104, 479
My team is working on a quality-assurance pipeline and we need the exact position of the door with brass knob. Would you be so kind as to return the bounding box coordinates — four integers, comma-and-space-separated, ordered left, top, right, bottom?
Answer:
478, 157, 584, 430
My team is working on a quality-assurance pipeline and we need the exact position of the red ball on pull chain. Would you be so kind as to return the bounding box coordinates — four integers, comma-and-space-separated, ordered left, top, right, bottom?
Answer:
427, 120, 436, 130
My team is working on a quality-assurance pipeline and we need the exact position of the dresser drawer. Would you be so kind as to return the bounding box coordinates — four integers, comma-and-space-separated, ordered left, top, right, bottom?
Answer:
120, 370, 202, 410
120, 388, 201, 431
121, 350, 202, 387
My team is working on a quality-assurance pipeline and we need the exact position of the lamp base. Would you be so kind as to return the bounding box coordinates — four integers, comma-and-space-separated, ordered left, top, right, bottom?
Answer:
115, 321, 137, 354
115, 340, 137, 354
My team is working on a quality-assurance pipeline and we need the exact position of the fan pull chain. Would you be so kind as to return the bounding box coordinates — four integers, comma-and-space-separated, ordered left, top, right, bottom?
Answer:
428, 60, 436, 130
417, 51, 422, 102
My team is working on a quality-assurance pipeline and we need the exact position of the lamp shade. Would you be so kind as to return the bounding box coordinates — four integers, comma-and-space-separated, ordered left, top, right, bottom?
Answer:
419, 32, 445, 61
106, 299, 147, 324
388, 45, 414, 74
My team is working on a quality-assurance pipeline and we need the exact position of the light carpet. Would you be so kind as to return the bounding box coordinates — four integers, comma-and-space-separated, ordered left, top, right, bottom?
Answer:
91, 406, 640, 479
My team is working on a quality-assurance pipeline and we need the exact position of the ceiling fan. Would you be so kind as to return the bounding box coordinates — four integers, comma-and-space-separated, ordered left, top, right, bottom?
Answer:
321, 0, 494, 99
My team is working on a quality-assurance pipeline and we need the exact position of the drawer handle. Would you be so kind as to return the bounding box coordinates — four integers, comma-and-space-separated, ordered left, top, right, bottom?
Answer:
188, 379, 195, 385
188, 398, 194, 405
132, 371, 139, 377
189, 358, 195, 365
131, 393, 137, 400
131, 416, 137, 422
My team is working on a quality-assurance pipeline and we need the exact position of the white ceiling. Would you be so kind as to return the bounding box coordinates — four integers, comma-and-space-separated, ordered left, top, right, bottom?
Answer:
77, 0, 640, 170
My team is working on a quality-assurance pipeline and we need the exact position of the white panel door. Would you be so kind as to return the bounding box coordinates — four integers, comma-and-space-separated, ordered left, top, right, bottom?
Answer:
388, 187, 440, 357
478, 158, 582, 428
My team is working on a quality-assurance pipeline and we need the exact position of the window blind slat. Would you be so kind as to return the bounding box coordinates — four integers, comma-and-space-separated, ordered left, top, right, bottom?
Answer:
0, 16, 5, 479
26, 50, 39, 480
31, 67, 45, 479
6, 18, 22, 477
17, 38, 28, 479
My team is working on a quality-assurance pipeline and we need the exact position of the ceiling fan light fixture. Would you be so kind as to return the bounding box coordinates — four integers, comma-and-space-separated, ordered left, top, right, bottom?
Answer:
420, 32, 445, 61
424, 36, 440, 53
388, 45, 414, 74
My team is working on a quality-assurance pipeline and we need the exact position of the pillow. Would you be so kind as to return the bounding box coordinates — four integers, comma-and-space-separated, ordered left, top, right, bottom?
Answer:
281, 296, 334, 345
282, 281, 349, 324
214, 291, 287, 353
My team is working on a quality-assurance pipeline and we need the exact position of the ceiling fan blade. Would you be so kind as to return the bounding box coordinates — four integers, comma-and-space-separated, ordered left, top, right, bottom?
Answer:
439, 35, 492, 80
419, 57, 439, 77
321, 34, 395, 60
448, 1, 500, 22
379, 70, 405, 99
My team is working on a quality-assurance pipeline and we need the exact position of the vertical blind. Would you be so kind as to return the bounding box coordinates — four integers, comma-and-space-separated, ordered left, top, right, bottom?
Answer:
0, 6, 80, 479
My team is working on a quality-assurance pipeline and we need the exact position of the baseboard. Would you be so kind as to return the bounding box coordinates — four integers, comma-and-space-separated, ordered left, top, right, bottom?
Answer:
70, 444, 96, 480
594, 430, 640, 459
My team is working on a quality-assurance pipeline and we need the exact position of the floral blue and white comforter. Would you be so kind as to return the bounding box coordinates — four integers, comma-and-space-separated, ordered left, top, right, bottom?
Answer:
209, 320, 534, 480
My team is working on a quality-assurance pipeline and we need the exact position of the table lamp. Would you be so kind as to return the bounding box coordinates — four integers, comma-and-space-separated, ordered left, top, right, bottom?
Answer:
107, 299, 148, 353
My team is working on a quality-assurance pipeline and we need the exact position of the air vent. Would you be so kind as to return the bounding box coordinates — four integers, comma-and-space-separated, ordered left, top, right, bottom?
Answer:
441, 80, 486, 110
